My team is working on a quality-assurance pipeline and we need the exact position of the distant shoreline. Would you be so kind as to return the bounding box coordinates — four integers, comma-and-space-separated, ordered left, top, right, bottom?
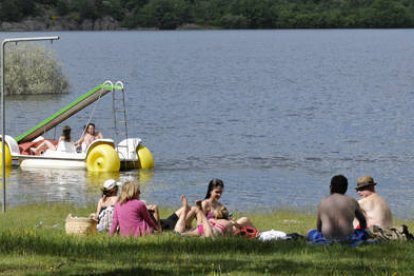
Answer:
1, 18, 413, 32
0, 17, 223, 32
2, 0, 414, 32
0, 16, 122, 32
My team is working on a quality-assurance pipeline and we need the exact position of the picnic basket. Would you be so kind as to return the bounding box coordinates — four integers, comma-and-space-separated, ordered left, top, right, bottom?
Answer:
65, 214, 97, 235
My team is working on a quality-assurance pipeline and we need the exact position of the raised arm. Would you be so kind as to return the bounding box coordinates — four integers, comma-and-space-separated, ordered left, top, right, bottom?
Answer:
75, 135, 84, 146
355, 203, 367, 230
96, 198, 103, 218
316, 212, 322, 232
139, 203, 159, 231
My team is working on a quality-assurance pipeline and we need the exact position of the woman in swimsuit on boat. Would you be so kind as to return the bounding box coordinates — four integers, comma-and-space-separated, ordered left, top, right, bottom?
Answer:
75, 123, 103, 151
30, 125, 76, 155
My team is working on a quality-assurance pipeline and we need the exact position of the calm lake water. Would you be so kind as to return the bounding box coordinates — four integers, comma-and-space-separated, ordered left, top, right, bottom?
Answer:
2, 30, 414, 218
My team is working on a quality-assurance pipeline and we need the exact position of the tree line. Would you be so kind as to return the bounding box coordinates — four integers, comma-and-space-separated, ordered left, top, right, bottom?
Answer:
1, 0, 414, 30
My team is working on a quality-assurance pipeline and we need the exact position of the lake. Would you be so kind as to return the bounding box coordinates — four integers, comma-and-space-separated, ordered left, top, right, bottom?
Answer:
2, 29, 414, 218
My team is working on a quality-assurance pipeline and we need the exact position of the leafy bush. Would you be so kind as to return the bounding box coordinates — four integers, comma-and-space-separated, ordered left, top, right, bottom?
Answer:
2, 44, 69, 95
220, 14, 249, 29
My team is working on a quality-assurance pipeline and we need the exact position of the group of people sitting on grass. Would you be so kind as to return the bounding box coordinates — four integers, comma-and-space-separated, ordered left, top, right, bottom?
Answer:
307, 175, 408, 245
95, 175, 413, 243
95, 178, 257, 239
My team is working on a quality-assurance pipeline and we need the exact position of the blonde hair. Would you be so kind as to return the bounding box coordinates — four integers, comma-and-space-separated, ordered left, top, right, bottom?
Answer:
214, 206, 229, 220
118, 181, 140, 205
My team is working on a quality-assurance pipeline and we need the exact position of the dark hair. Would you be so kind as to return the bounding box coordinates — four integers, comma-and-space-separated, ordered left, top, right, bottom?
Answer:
62, 125, 71, 142
205, 178, 224, 199
87, 123, 96, 134
102, 186, 118, 198
330, 175, 348, 194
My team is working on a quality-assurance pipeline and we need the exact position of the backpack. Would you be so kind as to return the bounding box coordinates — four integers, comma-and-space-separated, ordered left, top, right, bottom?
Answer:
235, 226, 259, 239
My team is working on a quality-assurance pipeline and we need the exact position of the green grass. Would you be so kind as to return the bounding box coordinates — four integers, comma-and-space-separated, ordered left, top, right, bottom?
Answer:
0, 204, 413, 275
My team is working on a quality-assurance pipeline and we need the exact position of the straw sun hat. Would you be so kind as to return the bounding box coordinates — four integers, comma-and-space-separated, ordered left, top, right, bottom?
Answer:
355, 175, 377, 191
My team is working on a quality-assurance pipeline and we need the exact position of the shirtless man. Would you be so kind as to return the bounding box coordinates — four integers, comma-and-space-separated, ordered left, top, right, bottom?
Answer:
309, 175, 367, 241
354, 176, 392, 229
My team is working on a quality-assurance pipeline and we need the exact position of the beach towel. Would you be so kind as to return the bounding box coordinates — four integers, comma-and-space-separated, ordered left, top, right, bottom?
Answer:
258, 230, 288, 241
307, 229, 368, 247
234, 226, 259, 239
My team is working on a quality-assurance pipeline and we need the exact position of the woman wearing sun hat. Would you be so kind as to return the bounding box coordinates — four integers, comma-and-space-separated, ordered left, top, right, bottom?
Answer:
96, 179, 119, 232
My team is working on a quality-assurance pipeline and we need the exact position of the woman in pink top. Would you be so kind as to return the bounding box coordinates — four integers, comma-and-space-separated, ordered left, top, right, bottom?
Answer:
109, 181, 160, 237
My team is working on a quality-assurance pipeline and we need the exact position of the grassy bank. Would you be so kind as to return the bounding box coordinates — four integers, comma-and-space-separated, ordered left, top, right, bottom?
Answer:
0, 204, 413, 275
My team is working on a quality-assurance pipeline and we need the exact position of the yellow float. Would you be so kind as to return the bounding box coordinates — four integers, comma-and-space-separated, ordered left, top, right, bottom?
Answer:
0, 144, 12, 167
86, 143, 121, 172
137, 144, 155, 170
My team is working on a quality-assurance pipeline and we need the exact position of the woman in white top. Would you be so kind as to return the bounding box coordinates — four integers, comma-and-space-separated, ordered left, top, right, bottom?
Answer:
30, 125, 76, 155
56, 125, 76, 153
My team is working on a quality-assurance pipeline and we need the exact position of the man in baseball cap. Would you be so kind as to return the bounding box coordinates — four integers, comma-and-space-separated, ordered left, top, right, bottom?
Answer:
354, 176, 393, 229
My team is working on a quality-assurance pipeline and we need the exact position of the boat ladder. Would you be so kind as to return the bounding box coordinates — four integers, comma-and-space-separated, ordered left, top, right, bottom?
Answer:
112, 81, 131, 160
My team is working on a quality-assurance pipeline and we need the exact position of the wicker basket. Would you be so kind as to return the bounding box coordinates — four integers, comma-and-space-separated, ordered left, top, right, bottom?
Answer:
65, 214, 97, 235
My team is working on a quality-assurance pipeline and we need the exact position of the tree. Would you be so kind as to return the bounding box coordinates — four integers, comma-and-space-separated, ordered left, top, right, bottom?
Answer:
0, 0, 23, 21
367, 0, 413, 27
138, 0, 189, 29
2, 44, 69, 95
56, 0, 70, 16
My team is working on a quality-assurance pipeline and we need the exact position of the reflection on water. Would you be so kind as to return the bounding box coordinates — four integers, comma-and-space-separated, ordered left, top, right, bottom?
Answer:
4, 167, 153, 207
0, 167, 12, 177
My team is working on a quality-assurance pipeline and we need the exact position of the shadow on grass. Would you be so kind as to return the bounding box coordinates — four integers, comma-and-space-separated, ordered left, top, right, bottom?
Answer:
96, 267, 171, 276
0, 231, 413, 274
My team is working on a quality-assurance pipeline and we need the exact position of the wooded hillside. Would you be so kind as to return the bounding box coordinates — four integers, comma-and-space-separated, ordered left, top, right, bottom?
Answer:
1, 0, 413, 30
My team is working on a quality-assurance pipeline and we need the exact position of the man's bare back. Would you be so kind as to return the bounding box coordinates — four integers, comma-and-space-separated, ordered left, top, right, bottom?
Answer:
318, 193, 365, 240
358, 193, 392, 229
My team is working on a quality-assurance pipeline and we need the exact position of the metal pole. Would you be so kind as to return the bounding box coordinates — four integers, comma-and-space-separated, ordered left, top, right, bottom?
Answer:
1, 40, 5, 213
1, 36, 59, 213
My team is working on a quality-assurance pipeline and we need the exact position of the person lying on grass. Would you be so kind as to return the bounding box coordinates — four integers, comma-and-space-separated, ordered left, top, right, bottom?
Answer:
174, 195, 256, 238
160, 178, 253, 232
174, 195, 233, 238
160, 178, 225, 231
308, 175, 367, 244
109, 181, 161, 237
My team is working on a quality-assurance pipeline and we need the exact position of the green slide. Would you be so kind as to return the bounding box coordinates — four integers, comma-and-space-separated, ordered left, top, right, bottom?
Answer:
15, 82, 114, 143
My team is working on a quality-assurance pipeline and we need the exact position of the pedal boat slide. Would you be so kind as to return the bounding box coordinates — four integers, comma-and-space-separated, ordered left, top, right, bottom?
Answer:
0, 81, 154, 172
